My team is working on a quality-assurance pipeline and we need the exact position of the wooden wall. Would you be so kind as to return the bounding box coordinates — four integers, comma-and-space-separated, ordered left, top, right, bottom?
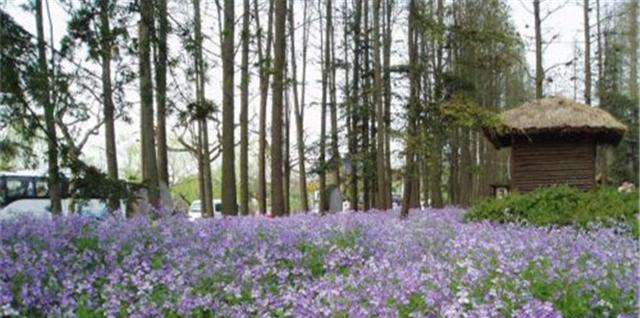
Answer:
511, 138, 596, 192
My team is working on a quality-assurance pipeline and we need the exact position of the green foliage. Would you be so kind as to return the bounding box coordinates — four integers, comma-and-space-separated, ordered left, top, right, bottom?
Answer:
465, 185, 639, 235
441, 94, 503, 129
297, 242, 327, 278
520, 257, 635, 318
397, 293, 427, 318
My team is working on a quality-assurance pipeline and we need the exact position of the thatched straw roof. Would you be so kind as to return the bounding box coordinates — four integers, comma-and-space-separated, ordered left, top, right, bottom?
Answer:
484, 97, 627, 148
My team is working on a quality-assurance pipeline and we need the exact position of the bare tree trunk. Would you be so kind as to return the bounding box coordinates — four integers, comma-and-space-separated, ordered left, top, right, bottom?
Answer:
221, 0, 237, 215
271, 0, 286, 216
139, 0, 160, 206
421, 152, 429, 207
383, 0, 394, 208
284, 73, 291, 215
349, 0, 362, 211
429, 0, 444, 209
401, 0, 418, 218
534, 0, 543, 99
319, 0, 331, 213
289, 0, 309, 212
255, 0, 274, 214
373, 0, 387, 210
35, 0, 62, 216
194, 0, 213, 217
240, 0, 250, 215
583, 0, 591, 105
629, 0, 638, 180
99, 0, 119, 211
596, 0, 602, 99
362, 0, 371, 211
449, 127, 459, 204
330, 6, 340, 190
459, 129, 472, 207
155, 0, 170, 195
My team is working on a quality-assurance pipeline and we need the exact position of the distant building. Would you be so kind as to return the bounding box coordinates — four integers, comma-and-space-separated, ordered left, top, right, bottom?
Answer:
484, 97, 627, 192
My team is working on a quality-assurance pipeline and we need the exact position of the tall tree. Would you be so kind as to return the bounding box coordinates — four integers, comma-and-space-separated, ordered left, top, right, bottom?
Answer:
255, 0, 274, 214
583, 0, 591, 105
373, 0, 387, 209
329, 1, 340, 192
627, 0, 638, 180
139, 0, 160, 206
271, 0, 286, 216
319, 0, 331, 213
383, 0, 394, 208
289, 0, 310, 212
401, 0, 419, 218
239, 0, 250, 214
193, 0, 214, 217
534, 0, 543, 99
34, 0, 62, 215
429, 0, 444, 208
155, 0, 170, 195
284, 69, 291, 215
349, 0, 363, 210
362, 0, 372, 210
221, 0, 238, 215
99, 0, 119, 211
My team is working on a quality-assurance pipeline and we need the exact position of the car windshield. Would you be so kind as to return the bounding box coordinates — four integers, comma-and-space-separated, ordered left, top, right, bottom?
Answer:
191, 202, 201, 211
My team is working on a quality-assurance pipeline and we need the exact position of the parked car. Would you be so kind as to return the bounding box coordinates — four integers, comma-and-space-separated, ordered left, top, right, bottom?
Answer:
188, 199, 222, 220
0, 170, 123, 220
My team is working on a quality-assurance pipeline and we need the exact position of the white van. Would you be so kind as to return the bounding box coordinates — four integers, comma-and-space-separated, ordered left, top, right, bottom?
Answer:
0, 170, 115, 220
188, 199, 223, 219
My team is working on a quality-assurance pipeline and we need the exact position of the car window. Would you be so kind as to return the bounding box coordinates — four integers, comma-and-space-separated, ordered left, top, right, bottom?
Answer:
214, 203, 222, 212
6, 179, 28, 198
35, 179, 49, 197
191, 202, 201, 211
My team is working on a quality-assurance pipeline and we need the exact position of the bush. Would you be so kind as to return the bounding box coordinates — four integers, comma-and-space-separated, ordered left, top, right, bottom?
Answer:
465, 185, 639, 234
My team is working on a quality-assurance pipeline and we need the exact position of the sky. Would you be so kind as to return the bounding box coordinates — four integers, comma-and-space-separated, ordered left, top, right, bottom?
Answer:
1, 0, 612, 180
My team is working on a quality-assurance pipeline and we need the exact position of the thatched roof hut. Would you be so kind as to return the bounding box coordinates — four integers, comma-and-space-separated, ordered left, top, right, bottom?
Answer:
484, 97, 627, 192
485, 97, 627, 148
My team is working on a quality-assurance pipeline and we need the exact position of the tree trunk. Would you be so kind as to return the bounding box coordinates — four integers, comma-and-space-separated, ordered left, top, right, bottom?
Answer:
449, 127, 459, 205
628, 0, 638, 180
139, 0, 160, 206
583, 0, 591, 105
240, 0, 250, 215
362, 0, 371, 211
429, 0, 444, 209
534, 0, 543, 99
383, 0, 393, 209
330, 6, 340, 190
421, 152, 429, 207
459, 129, 472, 207
155, 0, 170, 195
373, 0, 387, 210
319, 0, 331, 213
194, 0, 213, 217
401, 0, 418, 218
284, 74, 291, 215
35, 0, 62, 216
349, 0, 362, 211
289, 0, 309, 212
221, 0, 237, 215
255, 0, 274, 214
270, 0, 286, 216
99, 0, 119, 211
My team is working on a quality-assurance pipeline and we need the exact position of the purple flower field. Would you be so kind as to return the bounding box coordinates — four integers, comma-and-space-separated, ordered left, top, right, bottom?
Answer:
0, 209, 637, 317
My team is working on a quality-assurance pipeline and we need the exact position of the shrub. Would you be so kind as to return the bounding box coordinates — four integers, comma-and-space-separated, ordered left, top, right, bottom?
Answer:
465, 185, 639, 234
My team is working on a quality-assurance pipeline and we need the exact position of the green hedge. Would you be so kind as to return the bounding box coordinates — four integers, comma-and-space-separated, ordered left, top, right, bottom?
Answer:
465, 185, 639, 235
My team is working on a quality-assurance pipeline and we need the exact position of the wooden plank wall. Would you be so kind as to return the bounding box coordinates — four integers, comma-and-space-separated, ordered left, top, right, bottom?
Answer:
512, 139, 596, 192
